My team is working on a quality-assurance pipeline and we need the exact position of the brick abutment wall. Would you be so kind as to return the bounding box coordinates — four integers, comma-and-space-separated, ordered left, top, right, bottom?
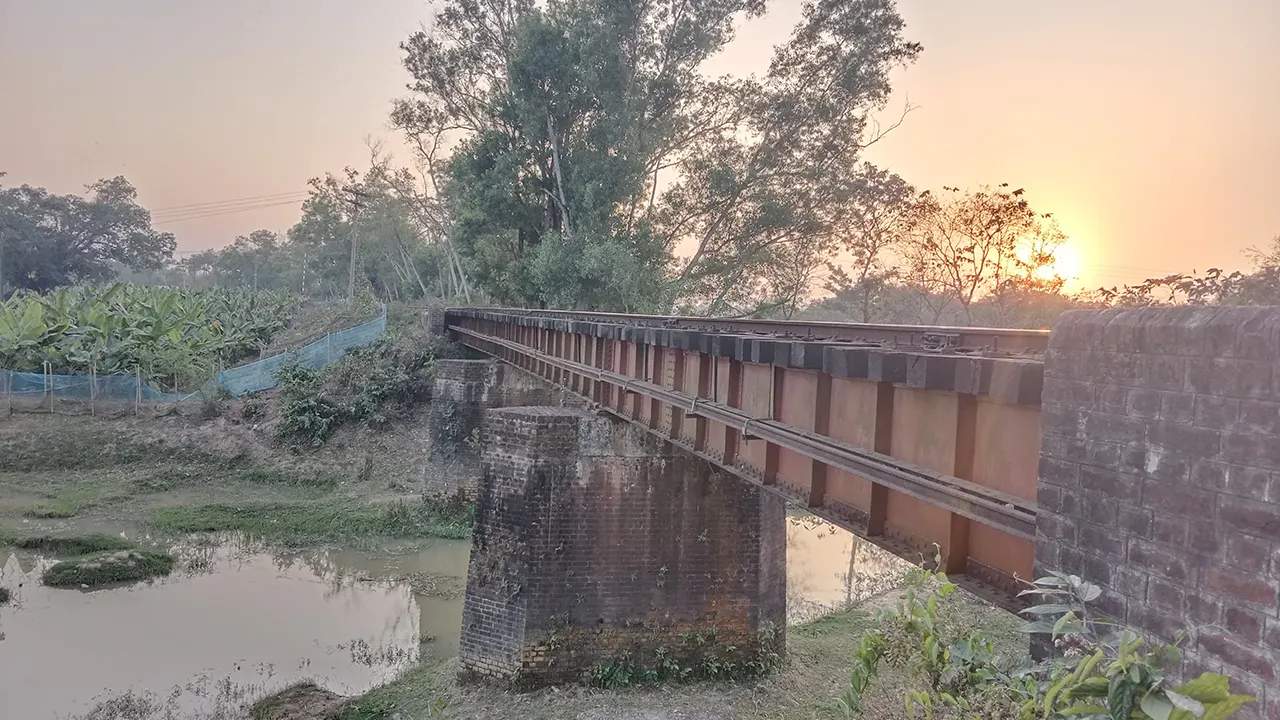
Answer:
1037, 307, 1280, 717
459, 406, 786, 687
425, 359, 575, 499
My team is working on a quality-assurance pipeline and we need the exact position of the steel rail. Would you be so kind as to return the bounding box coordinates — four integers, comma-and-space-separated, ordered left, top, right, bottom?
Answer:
451, 307, 1050, 352
451, 324, 1038, 540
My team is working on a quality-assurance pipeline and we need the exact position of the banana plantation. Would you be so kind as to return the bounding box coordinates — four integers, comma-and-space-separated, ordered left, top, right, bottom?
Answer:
0, 285, 295, 390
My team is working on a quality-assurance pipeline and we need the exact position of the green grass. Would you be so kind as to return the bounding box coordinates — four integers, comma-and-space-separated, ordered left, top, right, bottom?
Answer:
42, 549, 175, 587
23, 498, 82, 518
148, 499, 471, 544
331, 587, 1025, 720
129, 466, 344, 493
3, 532, 137, 556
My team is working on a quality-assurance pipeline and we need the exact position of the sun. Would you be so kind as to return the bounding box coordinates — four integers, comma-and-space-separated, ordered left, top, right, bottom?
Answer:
1039, 241, 1085, 283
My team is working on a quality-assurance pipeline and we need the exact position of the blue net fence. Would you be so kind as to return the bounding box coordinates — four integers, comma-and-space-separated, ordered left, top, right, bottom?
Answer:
218, 311, 387, 396
0, 369, 191, 405
0, 311, 387, 412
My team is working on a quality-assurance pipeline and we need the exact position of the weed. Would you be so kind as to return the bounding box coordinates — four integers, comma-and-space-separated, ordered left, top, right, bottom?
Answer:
42, 549, 175, 587
0, 586, 10, 604
23, 498, 80, 518
200, 386, 230, 419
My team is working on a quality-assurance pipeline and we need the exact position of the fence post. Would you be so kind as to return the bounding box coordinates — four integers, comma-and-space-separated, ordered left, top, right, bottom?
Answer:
135, 366, 141, 417
3, 370, 10, 417
45, 361, 53, 414
90, 363, 96, 417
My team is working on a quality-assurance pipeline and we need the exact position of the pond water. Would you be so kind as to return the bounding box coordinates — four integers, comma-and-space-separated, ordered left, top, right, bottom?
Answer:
0, 514, 905, 719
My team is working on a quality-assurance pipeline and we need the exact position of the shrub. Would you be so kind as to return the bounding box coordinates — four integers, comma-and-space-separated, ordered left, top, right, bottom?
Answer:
839, 553, 1254, 719
274, 322, 453, 445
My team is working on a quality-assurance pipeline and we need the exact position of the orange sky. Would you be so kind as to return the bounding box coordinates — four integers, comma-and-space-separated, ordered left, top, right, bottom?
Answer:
2, 0, 1277, 291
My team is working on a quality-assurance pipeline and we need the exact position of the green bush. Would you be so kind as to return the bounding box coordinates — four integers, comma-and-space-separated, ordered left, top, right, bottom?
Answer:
42, 549, 175, 587
274, 323, 450, 445
839, 554, 1254, 720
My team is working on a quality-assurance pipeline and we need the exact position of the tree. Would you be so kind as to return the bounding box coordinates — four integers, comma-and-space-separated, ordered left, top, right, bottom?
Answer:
395, 0, 921, 313
0, 176, 175, 292
830, 164, 916, 321
900, 184, 1063, 323
181, 230, 287, 291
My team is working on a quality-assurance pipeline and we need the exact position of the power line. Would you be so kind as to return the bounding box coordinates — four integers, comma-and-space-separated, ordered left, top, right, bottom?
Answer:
150, 191, 310, 214
152, 196, 309, 223
152, 199, 304, 227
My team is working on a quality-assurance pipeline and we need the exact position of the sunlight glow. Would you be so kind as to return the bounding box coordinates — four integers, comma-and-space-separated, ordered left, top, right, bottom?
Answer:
1045, 241, 1084, 283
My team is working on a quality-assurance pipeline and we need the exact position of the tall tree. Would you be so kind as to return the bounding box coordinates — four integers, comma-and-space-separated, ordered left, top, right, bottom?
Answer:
900, 184, 1063, 323
828, 163, 916, 322
395, 0, 920, 313
0, 176, 175, 292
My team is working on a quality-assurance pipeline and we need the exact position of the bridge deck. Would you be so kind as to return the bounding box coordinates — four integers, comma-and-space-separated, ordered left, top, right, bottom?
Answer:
445, 308, 1046, 611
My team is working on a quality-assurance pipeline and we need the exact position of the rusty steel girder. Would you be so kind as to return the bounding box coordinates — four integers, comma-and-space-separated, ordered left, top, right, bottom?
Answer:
445, 308, 1044, 611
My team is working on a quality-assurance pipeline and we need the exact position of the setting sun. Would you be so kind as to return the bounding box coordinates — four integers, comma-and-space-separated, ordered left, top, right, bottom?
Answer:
1048, 241, 1084, 284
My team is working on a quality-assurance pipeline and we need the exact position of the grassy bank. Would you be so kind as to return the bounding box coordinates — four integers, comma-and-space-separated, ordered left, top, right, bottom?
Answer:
328, 591, 1023, 720
0, 415, 468, 549
149, 499, 470, 544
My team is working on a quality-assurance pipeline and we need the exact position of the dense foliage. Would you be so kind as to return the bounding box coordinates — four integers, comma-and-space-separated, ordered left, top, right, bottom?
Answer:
0, 284, 294, 388
273, 318, 455, 445
840, 560, 1253, 720
393, 0, 921, 314
0, 175, 175, 293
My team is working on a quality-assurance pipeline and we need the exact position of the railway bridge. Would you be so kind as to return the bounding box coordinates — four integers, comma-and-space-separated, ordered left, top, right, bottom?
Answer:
430, 306, 1280, 703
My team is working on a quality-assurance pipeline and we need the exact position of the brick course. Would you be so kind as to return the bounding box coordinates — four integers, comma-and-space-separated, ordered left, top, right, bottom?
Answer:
459, 406, 786, 687
1039, 307, 1280, 716
425, 361, 573, 499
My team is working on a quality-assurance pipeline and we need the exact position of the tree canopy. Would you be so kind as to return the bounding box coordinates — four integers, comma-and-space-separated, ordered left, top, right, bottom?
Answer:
0, 174, 175, 293
394, 0, 921, 313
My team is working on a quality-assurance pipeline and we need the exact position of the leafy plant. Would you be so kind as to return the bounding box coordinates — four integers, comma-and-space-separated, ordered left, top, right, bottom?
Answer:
273, 324, 443, 445
839, 552, 1254, 720
0, 284, 295, 389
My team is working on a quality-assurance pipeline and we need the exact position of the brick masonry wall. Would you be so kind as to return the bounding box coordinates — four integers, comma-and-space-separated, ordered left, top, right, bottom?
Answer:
425, 360, 575, 499
459, 406, 786, 687
1038, 307, 1280, 718
424, 359, 496, 499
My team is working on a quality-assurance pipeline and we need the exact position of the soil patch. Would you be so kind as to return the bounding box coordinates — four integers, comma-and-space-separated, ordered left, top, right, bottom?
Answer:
250, 682, 347, 720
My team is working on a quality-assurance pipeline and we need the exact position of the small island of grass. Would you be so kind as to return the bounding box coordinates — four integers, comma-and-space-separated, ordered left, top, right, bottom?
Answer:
42, 549, 175, 588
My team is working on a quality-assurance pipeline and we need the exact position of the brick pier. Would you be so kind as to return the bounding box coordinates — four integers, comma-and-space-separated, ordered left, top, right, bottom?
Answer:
425, 359, 571, 499
459, 406, 786, 686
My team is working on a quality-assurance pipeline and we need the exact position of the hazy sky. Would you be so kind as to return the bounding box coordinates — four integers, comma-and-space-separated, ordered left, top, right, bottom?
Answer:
2, 1, 1277, 290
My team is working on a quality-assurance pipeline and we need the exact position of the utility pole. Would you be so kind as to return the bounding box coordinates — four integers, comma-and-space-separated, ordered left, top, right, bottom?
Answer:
342, 186, 372, 305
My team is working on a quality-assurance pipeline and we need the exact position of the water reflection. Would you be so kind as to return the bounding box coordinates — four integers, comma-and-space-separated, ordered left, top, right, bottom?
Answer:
785, 511, 911, 622
0, 515, 907, 718
0, 537, 470, 719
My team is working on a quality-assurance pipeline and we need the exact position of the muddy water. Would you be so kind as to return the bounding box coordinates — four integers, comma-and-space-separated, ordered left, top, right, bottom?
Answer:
1, 537, 470, 719
0, 516, 904, 719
